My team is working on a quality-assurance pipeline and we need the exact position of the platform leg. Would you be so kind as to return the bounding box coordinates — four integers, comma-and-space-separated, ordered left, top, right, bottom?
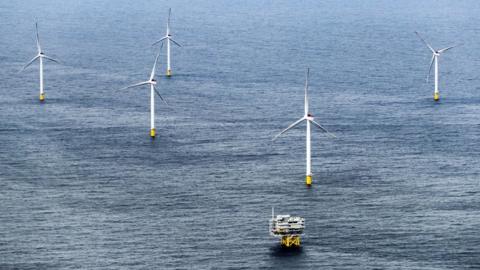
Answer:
281, 235, 301, 247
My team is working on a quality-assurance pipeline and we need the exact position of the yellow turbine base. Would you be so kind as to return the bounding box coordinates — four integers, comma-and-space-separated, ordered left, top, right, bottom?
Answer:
306, 175, 312, 186
150, 128, 156, 138
281, 235, 301, 248
39, 93, 45, 102
434, 92, 440, 101
166, 69, 172, 77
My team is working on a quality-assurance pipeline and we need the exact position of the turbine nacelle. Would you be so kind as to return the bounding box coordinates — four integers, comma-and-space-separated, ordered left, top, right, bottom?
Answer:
120, 54, 168, 105
152, 9, 182, 49
272, 68, 336, 141
415, 31, 461, 84
20, 23, 60, 73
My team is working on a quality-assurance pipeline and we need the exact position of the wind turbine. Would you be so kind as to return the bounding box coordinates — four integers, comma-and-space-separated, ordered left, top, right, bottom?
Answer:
152, 8, 181, 77
415, 31, 461, 101
273, 68, 336, 186
121, 54, 167, 138
21, 22, 59, 102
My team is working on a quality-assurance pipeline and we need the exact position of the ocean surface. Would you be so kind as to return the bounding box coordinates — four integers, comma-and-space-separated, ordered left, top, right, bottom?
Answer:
1, 0, 480, 269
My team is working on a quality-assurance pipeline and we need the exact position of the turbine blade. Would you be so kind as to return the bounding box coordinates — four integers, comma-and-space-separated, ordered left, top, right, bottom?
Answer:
43, 55, 60, 64
35, 22, 41, 53
304, 68, 310, 115
20, 55, 40, 72
170, 38, 182, 47
152, 36, 167, 46
414, 31, 435, 53
154, 86, 168, 105
426, 54, 435, 82
167, 8, 171, 29
438, 44, 462, 53
149, 53, 160, 81
310, 119, 336, 138
120, 81, 149, 90
272, 117, 305, 141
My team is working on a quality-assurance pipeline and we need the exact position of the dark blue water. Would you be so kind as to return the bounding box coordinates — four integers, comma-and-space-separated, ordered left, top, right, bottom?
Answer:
1, 0, 480, 269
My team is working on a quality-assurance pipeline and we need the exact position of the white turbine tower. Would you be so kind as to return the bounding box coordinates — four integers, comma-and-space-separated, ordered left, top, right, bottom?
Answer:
21, 22, 59, 102
121, 54, 167, 138
273, 68, 335, 186
152, 8, 181, 77
415, 31, 461, 101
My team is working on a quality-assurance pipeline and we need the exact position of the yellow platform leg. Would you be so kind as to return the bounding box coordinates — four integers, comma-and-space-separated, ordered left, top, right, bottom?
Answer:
150, 128, 156, 138
434, 92, 440, 101
39, 93, 45, 102
166, 69, 172, 77
306, 175, 312, 186
281, 235, 301, 247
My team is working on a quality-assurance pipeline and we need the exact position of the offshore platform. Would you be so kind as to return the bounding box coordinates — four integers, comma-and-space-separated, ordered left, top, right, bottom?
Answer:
269, 208, 305, 248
